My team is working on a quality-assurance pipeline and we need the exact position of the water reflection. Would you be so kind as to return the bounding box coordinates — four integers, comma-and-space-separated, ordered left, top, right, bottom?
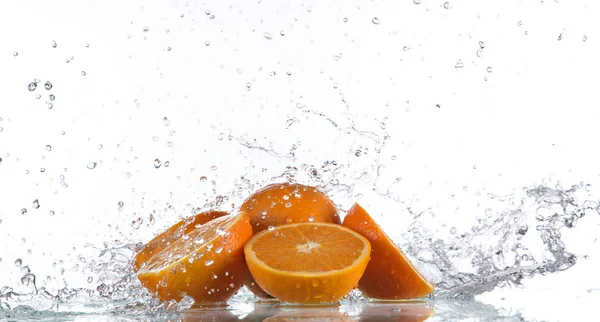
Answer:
178, 302, 434, 322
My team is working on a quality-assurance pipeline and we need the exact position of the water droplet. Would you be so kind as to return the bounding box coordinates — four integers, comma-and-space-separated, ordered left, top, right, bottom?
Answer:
199, 176, 207, 182
32, 199, 40, 209
13, 51, 18, 57
455, 59, 464, 68
280, 30, 285, 36
215, 246, 223, 254
444, 2, 451, 9
268, 226, 275, 231
166, 46, 172, 51
355, 149, 363, 157
413, 0, 422, 4
81, 71, 86, 76
45, 145, 52, 151
87, 162, 97, 169
164, 161, 170, 167
582, 35, 588, 42
204, 259, 214, 266
517, 225, 528, 235
15, 259, 22, 267
210, 165, 218, 171
308, 215, 314, 222
87, 276, 93, 283
283, 195, 290, 200
263, 32, 273, 40
44, 81, 53, 90
343, 17, 348, 23
21, 208, 27, 215
28, 82, 37, 91
205, 41, 210, 46
558, 33, 563, 41
285, 202, 292, 208
269, 71, 276, 76
49, 210, 55, 216
521, 254, 529, 261
479, 41, 486, 49
154, 159, 162, 168
450, 227, 457, 234
52, 40, 57, 48
40, 168, 45, 172
585, 184, 592, 192
142, 26, 149, 32
371, 17, 380, 25
487, 67, 493, 73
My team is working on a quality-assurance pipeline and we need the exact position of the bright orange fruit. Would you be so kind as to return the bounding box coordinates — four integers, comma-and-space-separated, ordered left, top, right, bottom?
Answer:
136, 212, 253, 303
240, 183, 341, 234
342, 203, 434, 300
244, 222, 371, 304
132, 210, 228, 272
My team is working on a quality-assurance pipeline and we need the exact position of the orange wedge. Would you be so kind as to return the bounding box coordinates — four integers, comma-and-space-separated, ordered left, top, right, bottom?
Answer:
244, 222, 371, 304
240, 183, 341, 234
132, 210, 228, 272
136, 212, 253, 303
342, 203, 434, 300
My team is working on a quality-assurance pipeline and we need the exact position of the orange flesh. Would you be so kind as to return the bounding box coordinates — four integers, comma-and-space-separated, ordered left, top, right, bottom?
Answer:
136, 212, 253, 303
132, 210, 228, 271
251, 224, 366, 272
244, 222, 371, 304
342, 203, 434, 300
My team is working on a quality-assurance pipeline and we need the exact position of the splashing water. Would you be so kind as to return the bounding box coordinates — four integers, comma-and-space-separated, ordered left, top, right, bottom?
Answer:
0, 164, 597, 320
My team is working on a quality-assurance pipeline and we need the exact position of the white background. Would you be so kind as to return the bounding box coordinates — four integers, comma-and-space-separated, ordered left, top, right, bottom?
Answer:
1, 0, 599, 320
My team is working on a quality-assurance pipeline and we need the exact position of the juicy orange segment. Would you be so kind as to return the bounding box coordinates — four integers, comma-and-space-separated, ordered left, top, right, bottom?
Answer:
241, 183, 341, 234
244, 222, 371, 304
136, 212, 253, 303
132, 210, 228, 272
342, 203, 434, 300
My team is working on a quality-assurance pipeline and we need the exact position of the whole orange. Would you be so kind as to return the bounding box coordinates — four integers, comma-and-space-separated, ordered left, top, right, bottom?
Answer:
240, 183, 340, 234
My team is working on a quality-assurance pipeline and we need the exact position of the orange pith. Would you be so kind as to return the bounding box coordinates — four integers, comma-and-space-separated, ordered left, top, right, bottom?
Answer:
136, 212, 253, 303
132, 210, 228, 272
240, 183, 341, 234
342, 203, 434, 300
244, 222, 371, 304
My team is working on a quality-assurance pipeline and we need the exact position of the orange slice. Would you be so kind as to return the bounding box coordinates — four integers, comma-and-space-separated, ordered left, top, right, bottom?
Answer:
342, 203, 434, 300
244, 222, 371, 304
136, 212, 253, 303
132, 210, 228, 272
240, 183, 341, 234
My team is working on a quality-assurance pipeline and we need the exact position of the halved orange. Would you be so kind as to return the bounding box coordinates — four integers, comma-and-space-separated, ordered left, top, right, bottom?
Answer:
342, 203, 434, 300
136, 212, 253, 303
240, 183, 341, 234
132, 210, 228, 272
244, 222, 371, 304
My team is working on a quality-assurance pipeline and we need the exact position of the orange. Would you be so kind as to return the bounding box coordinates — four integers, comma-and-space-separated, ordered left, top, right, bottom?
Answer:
244, 222, 371, 304
342, 203, 434, 300
132, 210, 228, 272
136, 212, 253, 303
240, 183, 341, 234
